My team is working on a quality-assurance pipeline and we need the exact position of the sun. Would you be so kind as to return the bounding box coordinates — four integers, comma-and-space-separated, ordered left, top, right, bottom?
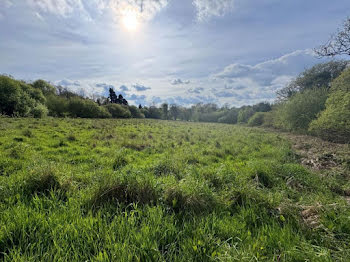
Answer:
122, 11, 139, 31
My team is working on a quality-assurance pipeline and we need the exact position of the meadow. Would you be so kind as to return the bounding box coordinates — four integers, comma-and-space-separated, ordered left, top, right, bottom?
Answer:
0, 117, 349, 261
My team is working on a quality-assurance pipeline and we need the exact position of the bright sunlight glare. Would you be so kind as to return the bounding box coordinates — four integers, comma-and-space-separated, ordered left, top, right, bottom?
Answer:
122, 11, 139, 31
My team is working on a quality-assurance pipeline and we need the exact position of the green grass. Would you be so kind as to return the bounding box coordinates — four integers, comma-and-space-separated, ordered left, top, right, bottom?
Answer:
0, 117, 349, 261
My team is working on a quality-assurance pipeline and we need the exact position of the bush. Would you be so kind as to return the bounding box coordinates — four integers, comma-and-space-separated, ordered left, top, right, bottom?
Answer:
32, 79, 56, 96
104, 104, 131, 118
31, 104, 48, 118
273, 88, 329, 131
0, 75, 39, 117
68, 98, 111, 118
218, 108, 239, 124
237, 107, 255, 123
129, 105, 145, 118
247, 112, 265, 126
261, 111, 275, 127
309, 68, 350, 143
46, 95, 69, 117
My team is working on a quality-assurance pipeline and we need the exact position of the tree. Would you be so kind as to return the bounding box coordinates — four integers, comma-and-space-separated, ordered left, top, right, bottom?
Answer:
104, 104, 131, 118
276, 61, 348, 100
237, 106, 255, 123
169, 104, 179, 120
32, 79, 56, 96
309, 68, 350, 143
129, 105, 144, 118
109, 88, 118, 104
274, 88, 329, 131
0, 75, 46, 117
161, 103, 168, 120
315, 18, 350, 57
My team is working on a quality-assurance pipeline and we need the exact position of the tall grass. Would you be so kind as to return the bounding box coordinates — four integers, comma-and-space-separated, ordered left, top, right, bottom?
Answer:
0, 117, 349, 261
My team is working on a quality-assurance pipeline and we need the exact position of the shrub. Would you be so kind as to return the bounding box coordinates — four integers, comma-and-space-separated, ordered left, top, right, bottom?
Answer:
261, 111, 275, 127
309, 68, 350, 143
247, 112, 266, 126
32, 79, 56, 96
31, 104, 48, 118
129, 105, 145, 118
237, 107, 255, 123
218, 108, 239, 124
104, 104, 132, 118
0, 76, 37, 116
68, 98, 111, 118
46, 95, 69, 117
273, 88, 329, 131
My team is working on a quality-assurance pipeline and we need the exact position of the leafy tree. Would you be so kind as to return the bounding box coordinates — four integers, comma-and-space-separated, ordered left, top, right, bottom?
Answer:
32, 79, 56, 96
252, 102, 271, 112
146, 106, 162, 119
247, 112, 266, 126
0, 75, 44, 116
0, 76, 22, 115
315, 18, 350, 57
129, 105, 145, 118
237, 106, 255, 123
277, 61, 348, 100
104, 104, 131, 118
46, 95, 69, 117
309, 68, 350, 143
161, 103, 168, 120
274, 88, 329, 131
68, 97, 111, 118
31, 104, 48, 118
218, 108, 239, 124
169, 104, 179, 120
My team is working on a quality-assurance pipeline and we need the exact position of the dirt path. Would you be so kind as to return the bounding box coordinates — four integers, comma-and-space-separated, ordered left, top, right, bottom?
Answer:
277, 131, 350, 204
282, 133, 349, 173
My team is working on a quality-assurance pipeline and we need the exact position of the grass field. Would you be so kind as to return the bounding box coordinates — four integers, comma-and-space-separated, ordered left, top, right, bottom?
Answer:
0, 118, 349, 261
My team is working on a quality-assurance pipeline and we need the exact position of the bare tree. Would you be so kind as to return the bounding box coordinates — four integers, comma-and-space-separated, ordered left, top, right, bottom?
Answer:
315, 18, 350, 57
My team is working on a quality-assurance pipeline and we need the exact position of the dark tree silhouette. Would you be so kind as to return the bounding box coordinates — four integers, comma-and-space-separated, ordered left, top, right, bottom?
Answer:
139, 104, 142, 109
109, 88, 118, 103
315, 18, 350, 57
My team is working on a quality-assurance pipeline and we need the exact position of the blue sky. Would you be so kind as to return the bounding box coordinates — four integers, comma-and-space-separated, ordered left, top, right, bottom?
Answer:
0, 0, 349, 106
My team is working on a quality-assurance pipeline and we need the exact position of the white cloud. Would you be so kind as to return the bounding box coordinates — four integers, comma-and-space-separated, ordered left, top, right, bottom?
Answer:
110, 0, 168, 22
193, 0, 235, 21
214, 49, 319, 86
25, 0, 168, 22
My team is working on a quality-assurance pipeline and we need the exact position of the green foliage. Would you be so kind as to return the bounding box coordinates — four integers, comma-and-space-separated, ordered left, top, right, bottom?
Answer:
32, 79, 56, 96
46, 95, 69, 117
273, 88, 329, 131
128, 105, 144, 118
277, 61, 348, 100
237, 106, 255, 123
247, 112, 266, 126
68, 97, 111, 118
309, 68, 350, 143
30, 104, 48, 118
104, 103, 131, 118
0, 75, 45, 117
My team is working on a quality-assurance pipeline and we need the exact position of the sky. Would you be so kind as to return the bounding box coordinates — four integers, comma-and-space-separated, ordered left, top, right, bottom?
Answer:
0, 0, 349, 107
